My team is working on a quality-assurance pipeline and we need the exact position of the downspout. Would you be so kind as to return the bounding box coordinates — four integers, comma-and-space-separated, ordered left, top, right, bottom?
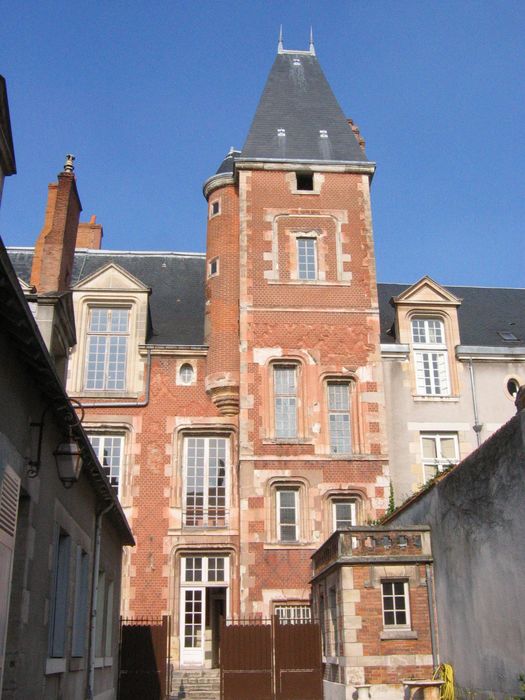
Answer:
80, 348, 152, 409
426, 563, 439, 668
86, 502, 114, 700
468, 357, 483, 446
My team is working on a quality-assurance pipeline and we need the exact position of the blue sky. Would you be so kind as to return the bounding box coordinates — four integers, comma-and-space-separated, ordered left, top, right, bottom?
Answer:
1, 1, 524, 287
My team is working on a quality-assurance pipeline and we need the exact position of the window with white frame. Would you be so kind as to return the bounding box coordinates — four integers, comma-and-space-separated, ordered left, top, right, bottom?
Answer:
183, 437, 228, 528
179, 363, 195, 385
49, 530, 71, 658
277, 488, 299, 542
327, 382, 351, 454
88, 434, 124, 492
421, 433, 459, 481
84, 307, 129, 391
297, 237, 317, 280
274, 604, 312, 624
332, 499, 356, 530
412, 318, 450, 396
182, 555, 228, 584
274, 365, 298, 438
381, 580, 410, 628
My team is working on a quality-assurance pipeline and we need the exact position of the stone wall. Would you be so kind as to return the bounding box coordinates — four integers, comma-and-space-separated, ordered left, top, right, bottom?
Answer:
388, 411, 525, 696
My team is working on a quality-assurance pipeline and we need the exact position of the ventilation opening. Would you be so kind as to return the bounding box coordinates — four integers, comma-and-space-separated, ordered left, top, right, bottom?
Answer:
507, 378, 520, 398
296, 172, 314, 191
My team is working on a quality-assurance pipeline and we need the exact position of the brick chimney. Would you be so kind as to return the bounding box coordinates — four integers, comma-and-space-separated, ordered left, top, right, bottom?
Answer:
30, 155, 82, 293
76, 215, 103, 249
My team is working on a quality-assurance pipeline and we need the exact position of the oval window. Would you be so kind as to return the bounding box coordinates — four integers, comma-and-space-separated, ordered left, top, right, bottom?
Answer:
507, 378, 520, 398
179, 363, 194, 385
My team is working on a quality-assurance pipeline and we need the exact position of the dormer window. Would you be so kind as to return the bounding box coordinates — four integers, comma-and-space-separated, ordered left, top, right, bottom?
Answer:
84, 307, 129, 391
411, 318, 450, 396
295, 172, 314, 191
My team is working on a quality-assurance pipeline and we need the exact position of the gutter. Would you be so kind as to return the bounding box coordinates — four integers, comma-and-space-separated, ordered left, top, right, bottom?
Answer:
86, 502, 114, 700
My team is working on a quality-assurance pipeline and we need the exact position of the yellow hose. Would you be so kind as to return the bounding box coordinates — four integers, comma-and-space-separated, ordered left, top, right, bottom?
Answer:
433, 663, 455, 700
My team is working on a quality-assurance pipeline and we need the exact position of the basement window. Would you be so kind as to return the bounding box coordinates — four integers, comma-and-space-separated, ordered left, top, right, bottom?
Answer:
296, 172, 314, 191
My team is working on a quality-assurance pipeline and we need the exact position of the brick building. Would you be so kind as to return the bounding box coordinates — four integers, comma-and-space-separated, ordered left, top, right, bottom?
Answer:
6, 37, 525, 692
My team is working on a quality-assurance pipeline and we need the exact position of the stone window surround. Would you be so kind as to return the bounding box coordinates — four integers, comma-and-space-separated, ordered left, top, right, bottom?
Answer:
177, 360, 197, 386
264, 358, 307, 442
264, 212, 351, 285
84, 423, 132, 505
320, 373, 362, 456
69, 294, 144, 398
265, 476, 310, 545
406, 310, 458, 399
209, 197, 221, 218
169, 425, 237, 516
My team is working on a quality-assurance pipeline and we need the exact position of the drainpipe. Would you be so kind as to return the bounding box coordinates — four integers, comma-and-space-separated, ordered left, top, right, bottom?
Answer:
79, 348, 152, 409
468, 357, 483, 446
426, 563, 439, 668
86, 502, 114, 700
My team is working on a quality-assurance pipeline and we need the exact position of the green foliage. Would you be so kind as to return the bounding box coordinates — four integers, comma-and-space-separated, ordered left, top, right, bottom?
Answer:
387, 480, 395, 515
514, 673, 525, 700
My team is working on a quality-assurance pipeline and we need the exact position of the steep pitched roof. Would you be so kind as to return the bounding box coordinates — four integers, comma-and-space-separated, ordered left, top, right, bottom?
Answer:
9, 248, 206, 346
240, 53, 370, 164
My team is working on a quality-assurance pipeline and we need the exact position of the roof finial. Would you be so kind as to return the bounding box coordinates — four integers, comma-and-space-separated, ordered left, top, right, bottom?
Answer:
63, 154, 75, 173
309, 26, 316, 55
278, 25, 284, 54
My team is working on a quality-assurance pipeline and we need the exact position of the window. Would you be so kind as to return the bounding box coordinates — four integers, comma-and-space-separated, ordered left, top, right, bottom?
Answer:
183, 437, 228, 527
297, 237, 317, 280
88, 434, 124, 492
274, 365, 297, 438
421, 433, 459, 481
277, 488, 298, 542
84, 307, 129, 391
94, 572, 115, 660
49, 530, 71, 658
275, 604, 311, 624
210, 200, 220, 217
327, 382, 351, 454
332, 499, 356, 530
382, 580, 410, 628
296, 172, 314, 191
208, 257, 219, 277
72, 547, 89, 657
182, 556, 228, 584
507, 377, 520, 398
412, 318, 450, 396
179, 363, 195, 385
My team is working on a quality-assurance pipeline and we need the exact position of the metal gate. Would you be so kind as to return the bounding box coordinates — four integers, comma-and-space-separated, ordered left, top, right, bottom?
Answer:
118, 615, 170, 700
220, 617, 322, 700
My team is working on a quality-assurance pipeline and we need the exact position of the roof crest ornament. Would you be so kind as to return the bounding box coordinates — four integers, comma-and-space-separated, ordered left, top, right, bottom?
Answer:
276, 26, 316, 56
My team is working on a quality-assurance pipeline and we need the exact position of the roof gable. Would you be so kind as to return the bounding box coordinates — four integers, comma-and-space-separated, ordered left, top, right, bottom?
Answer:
392, 276, 462, 307
73, 262, 150, 292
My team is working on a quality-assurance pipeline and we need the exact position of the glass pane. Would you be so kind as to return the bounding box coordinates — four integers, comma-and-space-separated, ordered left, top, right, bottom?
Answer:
422, 438, 437, 459
440, 437, 456, 460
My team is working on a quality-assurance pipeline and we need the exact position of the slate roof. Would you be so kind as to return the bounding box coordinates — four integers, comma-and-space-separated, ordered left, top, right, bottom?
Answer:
9, 248, 206, 346
8, 248, 525, 349
241, 53, 370, 164
378, 283, 525, 348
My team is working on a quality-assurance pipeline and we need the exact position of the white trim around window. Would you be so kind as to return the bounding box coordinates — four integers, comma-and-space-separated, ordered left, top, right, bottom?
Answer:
412, 317, 450, 396
381, 580, 410, 629
84, 307, 130, 392
420, 432, 459, 481
276, 488, 299, 542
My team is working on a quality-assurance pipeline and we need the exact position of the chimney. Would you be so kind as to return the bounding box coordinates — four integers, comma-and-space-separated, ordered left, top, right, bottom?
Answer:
30, 155, 82, 293
76, 215, 103, 249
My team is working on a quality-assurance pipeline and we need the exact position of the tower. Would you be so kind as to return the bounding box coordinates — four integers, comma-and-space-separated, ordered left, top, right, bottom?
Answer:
204, 37, 389, 616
